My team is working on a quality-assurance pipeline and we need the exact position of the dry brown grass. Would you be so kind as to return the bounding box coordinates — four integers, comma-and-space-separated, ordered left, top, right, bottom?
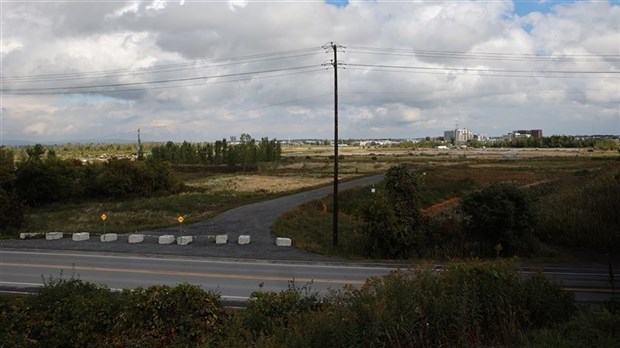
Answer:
186, 174, 337, 193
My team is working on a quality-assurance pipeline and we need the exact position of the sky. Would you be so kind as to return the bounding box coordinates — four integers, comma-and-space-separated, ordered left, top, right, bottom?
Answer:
1, 0, 619, 144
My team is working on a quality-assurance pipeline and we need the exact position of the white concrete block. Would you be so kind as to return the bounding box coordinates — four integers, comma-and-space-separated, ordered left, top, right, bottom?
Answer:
100, 233, 118, 242
177, 236, 193, 245
215, 234, 228, 244
45, 232, 63, 240
72, 232, 90, 241
276, 237, 292, 247
128, 234, 144, 244
238, 235, 250, 245
20, 232, 42, 239
158, 235, 175, 244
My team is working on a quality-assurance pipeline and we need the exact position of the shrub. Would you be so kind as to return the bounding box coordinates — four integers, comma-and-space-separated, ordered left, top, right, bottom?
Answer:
20, 276, 121, 347
242, 281, 320, 338
113, 283, 224, 346
521, 308, 620, 347
15, 158, 82, 206
460, 183, 537, 256
0, 188, 25, 234
246, 262, 575, 347
361, 164, 425, 259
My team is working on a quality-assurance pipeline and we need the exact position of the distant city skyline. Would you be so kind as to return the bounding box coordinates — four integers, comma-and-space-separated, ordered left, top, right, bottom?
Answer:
1, 1, 619, 145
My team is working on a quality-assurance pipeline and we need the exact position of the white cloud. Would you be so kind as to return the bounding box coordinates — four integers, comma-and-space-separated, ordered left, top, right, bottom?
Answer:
228, 0, 248, 12
0, 0, 618, 143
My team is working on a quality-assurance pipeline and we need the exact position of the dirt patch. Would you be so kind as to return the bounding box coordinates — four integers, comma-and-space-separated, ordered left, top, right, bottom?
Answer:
186, 175, 337, 193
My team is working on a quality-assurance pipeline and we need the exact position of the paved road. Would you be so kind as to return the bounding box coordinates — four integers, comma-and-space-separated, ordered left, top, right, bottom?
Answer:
0, 250, 397, 301
0, 174, 384, 261
1, 250, 616, 303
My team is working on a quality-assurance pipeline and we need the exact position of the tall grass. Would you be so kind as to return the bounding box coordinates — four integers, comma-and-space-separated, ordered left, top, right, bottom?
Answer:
23, 190, 273, 234
229, 261, 575, 347
535, 168, 620, 250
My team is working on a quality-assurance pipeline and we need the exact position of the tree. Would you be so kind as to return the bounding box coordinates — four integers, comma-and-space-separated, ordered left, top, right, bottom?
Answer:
460, 183, 537, 256
0, 188, 25, 234
0, 147, 16, 191
361, 164, 424, 258
15, 157, 82, 206
26, 144, 46, 161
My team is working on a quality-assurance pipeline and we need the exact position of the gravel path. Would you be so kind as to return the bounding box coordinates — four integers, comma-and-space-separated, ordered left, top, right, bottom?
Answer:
1, 175, 383, 262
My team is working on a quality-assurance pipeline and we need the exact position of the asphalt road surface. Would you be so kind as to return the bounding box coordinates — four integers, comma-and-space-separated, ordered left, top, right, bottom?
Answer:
1, 250, 616, 304
0, 250, 398, 302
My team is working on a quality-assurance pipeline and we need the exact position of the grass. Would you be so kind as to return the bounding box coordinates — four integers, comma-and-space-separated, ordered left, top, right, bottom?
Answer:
17, 149, 620, 239
23, 191, 270, 234
272, 155, 620, 259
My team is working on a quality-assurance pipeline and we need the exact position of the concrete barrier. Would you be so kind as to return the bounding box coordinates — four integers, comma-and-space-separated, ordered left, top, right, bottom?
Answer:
100, 233, 118, 242
20, 232, 43, 239
72, 232, 90, 241
128, 234, 144, 244
238, 235, 250, 245
215, 234, 228, 244
158, 235, 175, 244
177, 236, 193, 245
45, 232, 63, 240
276, 237, 292, 247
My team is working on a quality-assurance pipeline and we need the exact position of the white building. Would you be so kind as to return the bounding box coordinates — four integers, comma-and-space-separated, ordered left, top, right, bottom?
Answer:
444, 128, 474, 144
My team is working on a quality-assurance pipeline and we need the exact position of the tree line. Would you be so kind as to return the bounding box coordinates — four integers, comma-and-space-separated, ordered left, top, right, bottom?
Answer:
0, 145, 177, 234
150, 134, 282, 170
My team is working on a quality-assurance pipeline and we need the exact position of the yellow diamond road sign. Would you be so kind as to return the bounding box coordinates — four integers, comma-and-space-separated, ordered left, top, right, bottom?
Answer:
177, 216, 184, 224
101, 214, 107, 221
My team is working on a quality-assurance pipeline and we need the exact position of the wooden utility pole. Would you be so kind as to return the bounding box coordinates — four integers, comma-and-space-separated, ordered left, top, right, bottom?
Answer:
323, 42, 343, 247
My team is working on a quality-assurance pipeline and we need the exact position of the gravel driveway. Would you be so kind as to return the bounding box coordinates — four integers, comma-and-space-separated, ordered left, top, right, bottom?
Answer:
1, 175, 383, 262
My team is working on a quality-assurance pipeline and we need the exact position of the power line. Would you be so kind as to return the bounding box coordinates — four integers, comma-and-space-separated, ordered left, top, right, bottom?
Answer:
347, 63, 619, 75
347, 45, 620, 63
1, 46, 323, 82
345, 65, 619, 79
2, 64, 322, 94
4, 68, 327, 96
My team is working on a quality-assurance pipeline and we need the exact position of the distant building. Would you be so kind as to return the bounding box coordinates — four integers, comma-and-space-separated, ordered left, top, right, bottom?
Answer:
230, 136, 237, 143
512, 129, 543, 139
444, 128, 474, 144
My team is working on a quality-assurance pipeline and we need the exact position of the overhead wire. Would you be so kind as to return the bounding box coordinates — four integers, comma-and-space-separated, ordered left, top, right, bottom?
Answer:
1, 46, 323, 82
346, 63, 619, 76
346, 45, 620, 63
6, 67, 328, 96
2, 64, 323, 94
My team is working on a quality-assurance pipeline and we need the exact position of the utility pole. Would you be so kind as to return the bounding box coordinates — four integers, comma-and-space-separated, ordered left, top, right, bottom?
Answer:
323, 42, 344, 247
137, 128, 144, 160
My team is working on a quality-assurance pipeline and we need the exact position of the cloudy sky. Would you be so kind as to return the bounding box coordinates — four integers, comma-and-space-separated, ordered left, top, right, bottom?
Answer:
1, 0, 619, 144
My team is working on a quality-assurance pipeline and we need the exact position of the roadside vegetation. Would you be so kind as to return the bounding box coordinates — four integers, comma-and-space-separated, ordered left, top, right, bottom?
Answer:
1, 141, 619, 346
3, 261, 618, 347
2, 140, 619, 259
274, 157, 620, 259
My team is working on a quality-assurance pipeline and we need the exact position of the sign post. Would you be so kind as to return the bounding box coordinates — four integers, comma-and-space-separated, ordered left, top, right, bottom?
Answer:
101, 213, 107, 234
177, 216, 184, 237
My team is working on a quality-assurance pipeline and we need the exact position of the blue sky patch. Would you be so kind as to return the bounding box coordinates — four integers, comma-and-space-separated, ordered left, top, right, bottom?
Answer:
325, 0, 349, 8
513, 0, 619, 16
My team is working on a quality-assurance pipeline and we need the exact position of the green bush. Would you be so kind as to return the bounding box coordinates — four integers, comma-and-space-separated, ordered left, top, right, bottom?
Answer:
242, 282, 320, 338
0, 188, 25, 234
361, 164, 425, 258
113, 283, 224, 346
520, 308, 620, 347
20, 277, 121, 347
236, 262, 574, 347
15, 158, 82, 206
461, 183, 538, 256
